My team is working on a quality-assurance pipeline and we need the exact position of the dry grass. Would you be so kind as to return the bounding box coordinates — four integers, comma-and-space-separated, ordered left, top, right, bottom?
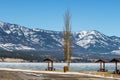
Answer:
0, 70, 119, 80
51, 70, 120, 78
0, 71, 22, 80
79, 71, 120, 78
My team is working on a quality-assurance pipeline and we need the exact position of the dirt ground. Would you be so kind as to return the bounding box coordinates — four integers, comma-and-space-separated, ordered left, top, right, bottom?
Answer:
0, 70, 119, 80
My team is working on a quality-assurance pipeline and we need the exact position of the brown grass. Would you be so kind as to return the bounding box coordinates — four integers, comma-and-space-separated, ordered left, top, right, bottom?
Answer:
79, 71, 120, 78
0, 70, 119, 80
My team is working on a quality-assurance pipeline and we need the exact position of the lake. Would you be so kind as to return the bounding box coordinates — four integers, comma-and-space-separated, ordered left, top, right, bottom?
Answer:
0, 62, 119, 72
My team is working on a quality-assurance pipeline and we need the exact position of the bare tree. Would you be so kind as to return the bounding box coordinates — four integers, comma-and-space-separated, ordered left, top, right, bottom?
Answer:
63, 10, 72, 68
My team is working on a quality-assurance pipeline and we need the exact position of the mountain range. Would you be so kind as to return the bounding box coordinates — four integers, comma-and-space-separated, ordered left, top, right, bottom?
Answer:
0, 21, 120, 61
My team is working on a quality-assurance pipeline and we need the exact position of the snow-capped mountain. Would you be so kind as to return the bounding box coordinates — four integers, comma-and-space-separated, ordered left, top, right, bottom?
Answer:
75, 30, 120, 53
0, 21, 120, 55
0, 21, 63, 51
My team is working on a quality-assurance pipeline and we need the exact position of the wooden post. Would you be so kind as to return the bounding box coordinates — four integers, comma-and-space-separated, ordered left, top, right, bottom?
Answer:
103, 62, 105, 72
115, 61, 117, 74
51, 61, 53, 71
48, 61, 50, 70
100, 62, 102, 71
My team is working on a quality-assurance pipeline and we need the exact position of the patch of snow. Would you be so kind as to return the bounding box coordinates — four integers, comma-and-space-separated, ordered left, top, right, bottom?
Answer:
32, 28, 41, 32
51, 35, 62, 45
77, 30, 108, 41
31, 38, 39, 43
111, 50, 120, 55
9, 25, 16, 31
0, 43, 35, 51
100, 40, 108, 46
76, 40, 93, 48
24, 31, 29, 36
0, 21, 4, 27
119, 47, 120, 49
5, 30, 11, 34
18, 32, 22, 36
77, 31, 88, 38
29, 31, 35, 35
56, 44, 62, 47
71, 57, 81, 59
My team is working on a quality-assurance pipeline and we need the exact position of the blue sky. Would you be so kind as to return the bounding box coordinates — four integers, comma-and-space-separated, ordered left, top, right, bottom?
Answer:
0, 0, 120, 36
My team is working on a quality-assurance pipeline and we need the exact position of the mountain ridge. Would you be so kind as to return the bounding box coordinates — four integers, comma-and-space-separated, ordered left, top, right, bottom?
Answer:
0, 21, 120, 61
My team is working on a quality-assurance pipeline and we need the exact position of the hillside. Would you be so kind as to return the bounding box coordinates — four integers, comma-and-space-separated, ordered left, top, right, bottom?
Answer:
0, 21, 120, 62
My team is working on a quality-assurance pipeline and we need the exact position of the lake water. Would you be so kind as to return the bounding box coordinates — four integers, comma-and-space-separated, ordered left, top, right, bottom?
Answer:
0, 62, 119, 72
